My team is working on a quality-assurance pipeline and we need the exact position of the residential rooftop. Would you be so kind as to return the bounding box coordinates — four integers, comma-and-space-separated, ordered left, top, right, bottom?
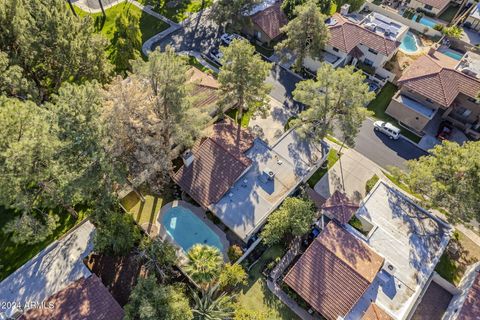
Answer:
212, 129, 328, 242
284, 221, 384, 320
20, 275, 124, 320
415, 0, 451, 10
359, 12, 408, 41
346, 182, 451, 319
250, 2, 288, 40
0, 221, 95, 317
327, 13, 403, 56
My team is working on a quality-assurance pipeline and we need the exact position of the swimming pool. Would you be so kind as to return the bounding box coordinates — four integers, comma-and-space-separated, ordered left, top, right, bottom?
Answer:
439, 48, 464, 60
161, 206, 224, 253
412, 14, 438, 29
400, 32, 419, 53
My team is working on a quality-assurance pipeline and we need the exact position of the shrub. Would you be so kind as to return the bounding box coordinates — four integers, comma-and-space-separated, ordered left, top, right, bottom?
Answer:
365, 174, 379, 194
227, 245, 243, 262
434, 24, 444, 31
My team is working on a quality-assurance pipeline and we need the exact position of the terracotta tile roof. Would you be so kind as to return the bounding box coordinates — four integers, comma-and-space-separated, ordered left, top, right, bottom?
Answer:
458, 270, 480, 320
321, 190, 359, 225
284, 222, 384, 320
251, 3, 288, 40
187, 67, 219, 110
415, 0, 450, 10
362, 303, 394, 320
328, 13, 400, 56
398, 53, 480, 108
173, 119, 254, 208
20, 275, 123, 320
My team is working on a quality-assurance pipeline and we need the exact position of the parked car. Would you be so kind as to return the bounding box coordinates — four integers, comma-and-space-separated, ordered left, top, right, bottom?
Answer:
436, 121, 453, 141
373, 121, 400, 140
209, 48, 223, 65
220, 33, 244, 45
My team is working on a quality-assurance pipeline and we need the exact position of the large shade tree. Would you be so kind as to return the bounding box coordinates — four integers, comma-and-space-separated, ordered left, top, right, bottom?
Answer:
111, 10, 142, 73
290, 64, 374, 147
261, 197, 316, 245
398, 141, 480, 225
275, 0, 330, 71
137, 237, 178, 280
218, 39, 271, 125
210, 0, 260, 29
0, 0, 111, 102
124, 275, 193, 320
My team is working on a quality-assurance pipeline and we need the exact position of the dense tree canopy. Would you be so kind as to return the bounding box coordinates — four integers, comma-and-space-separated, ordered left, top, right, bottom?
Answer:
399, 141, 480, 225
219, 263, 247, 291
0, 0, 111, 102
261, 197, 315, 245
291, 64, 374, 146
218, 40, 271, 124
210, 0, 260, 29
137, 237, 178, 280
111, 10, 142, 73
282, 0, 336, 19
124, 275, 193, 320
275, 0, 330, 71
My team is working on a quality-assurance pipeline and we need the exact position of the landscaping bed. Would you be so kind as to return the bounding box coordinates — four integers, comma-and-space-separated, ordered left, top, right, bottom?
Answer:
307, 149, 340, 188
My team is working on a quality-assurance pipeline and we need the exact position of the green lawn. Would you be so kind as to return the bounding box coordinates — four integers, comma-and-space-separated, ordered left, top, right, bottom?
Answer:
238, 245, 299, 319
120, 188, 173, 227
307, 150, 340, 188
74, 2, 169, 50
152, 0, 213, 23
226, 108, 254, 128
0, 206, 86, 280
367, 82, 421, 143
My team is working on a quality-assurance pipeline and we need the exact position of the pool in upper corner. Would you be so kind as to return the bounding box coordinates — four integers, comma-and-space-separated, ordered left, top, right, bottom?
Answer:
161, 206, 224, 253
412, 14, 439, 29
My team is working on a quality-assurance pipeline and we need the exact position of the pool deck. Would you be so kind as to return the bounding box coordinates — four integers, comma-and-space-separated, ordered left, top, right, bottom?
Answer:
157, 200, 230, 265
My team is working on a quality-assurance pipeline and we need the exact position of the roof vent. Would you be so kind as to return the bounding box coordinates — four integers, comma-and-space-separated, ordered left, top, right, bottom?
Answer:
326, 18, 337, 26
263, 168, 275, 180
340, 3, 350, 15
182, 149, 194, 167
365, 22, 377, 32
383, 261, 396, 276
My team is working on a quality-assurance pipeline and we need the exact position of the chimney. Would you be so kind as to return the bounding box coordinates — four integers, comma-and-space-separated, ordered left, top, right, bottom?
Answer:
341, 4, 350, 15
182, 150, 194, 167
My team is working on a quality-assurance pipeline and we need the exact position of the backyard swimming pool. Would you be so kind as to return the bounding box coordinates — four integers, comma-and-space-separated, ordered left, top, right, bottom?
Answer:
161, 206, 224, 253
438, 47, 464, 60
412, 14, 438, 29
400, 32, 419, 53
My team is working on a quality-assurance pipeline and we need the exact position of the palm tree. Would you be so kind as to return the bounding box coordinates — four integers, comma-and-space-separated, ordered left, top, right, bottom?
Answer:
192, 286, 235, 320
185, 244, 223, 287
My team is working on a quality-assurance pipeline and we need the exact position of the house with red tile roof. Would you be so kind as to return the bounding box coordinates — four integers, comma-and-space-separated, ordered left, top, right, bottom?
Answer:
242, 0, 288, 44
282, 181, 452, 320
386, 48, 480, 140
304, 12, 407, 81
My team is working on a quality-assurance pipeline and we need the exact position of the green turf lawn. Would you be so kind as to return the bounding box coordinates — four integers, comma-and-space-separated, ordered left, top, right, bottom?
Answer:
120, 188, 173, 227
153, 0, 213, 23
238, 245, 300, 319
74, 2, 169, 49
307, 149, 340, 188
367, 82, 422, 143
0, 206, 86, 281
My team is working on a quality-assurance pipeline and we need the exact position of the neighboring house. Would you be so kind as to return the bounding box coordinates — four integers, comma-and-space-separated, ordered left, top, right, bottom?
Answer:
173, 119, 329, 243
0, 221, 97, 319
187, 67, 220, 116
405, 0, 453, 17
386, 48, 480, 139
283, 181, 452, 320
243, 0, 288, 44
304, 11, 407, 82
20, 275, 124, 320
464, 2, 480, 31
443, 262, 480, 319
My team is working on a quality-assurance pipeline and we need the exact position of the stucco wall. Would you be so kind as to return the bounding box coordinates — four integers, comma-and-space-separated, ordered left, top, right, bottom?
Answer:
303, 45, 348, 71
407, 0, 441, 16
386, 93, 433, 132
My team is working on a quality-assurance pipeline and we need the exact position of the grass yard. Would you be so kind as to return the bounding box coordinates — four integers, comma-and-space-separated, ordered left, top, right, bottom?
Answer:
367, 82, 421, 143
120, 188, 173, 227
435, 230, 480, 285
238, 245, 299, 319
0, 206, 86, 281
151, 0, 213, 23
307, 149, 340, 188
74, 2, 169, 51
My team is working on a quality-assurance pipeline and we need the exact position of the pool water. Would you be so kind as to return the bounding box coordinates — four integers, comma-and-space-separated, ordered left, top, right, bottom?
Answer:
162, 206, 224, 253
400, 32, 419, 53
439, 48, 464, 60
412, 14, 438, 29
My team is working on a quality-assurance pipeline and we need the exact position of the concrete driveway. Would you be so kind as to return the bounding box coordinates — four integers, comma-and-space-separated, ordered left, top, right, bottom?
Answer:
314, 148, 386, 203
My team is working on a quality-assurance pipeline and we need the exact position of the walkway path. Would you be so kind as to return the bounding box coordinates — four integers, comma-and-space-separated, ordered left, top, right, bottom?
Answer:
267, 237, 317, 320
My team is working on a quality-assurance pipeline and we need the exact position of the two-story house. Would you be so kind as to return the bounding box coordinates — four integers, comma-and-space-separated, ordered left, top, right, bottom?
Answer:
386, 48, 480, 140
304, 10, 408, 81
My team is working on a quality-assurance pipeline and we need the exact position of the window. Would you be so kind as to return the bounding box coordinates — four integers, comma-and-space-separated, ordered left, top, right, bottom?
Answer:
332, 47, 339, 52
467, 97, 477, 103
364, 58, 374, 66
455, 106, 472, 118
424, 4, 433, 10
426, 98, 433, 103
368, 48, 378, 55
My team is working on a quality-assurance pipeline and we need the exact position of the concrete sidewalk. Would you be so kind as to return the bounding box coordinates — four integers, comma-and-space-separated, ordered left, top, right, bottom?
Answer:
314, 148, 387, 204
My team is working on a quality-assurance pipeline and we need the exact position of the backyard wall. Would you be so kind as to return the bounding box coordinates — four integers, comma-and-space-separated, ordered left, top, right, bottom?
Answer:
363, 2, 443, 37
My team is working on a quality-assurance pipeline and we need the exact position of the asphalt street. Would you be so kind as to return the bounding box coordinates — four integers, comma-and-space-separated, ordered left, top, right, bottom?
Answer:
152, 10, 428, 170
